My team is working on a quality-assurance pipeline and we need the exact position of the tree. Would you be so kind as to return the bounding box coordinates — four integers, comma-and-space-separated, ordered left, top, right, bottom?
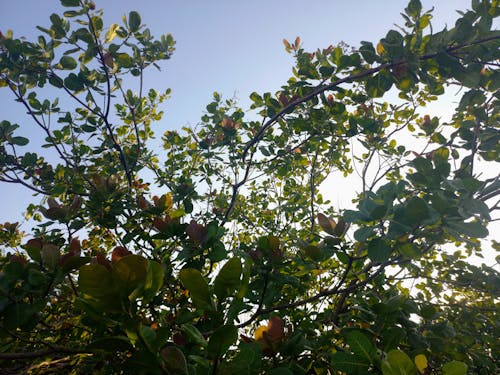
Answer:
0, 0, 499, 373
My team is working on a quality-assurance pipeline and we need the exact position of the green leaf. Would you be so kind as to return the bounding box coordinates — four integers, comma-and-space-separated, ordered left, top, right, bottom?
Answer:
368, 238, 392, 263
161, 346, 188, 375
59, 56, 77, 70
354, 226, 375, 241
331, 352, 369, 374
207, 324, 238, 358
420, 305, 438, 320
452, 18, 473, 43
345, 330, 377, 363
21, 152, 37, 166
60, 256, 91, 274
366, 71, 394, 97
397, 242, 420, 259
78, 264, 115, 299
268, 368, 294, 375
404, 197, 429, 223
142, 260, 164, 303
382, 327, 406, 351
3, 302, 37, 330
60, 0, 80, 6
128, 11, 141, 32
413, 157, 433, 174
117, 53, 134, 68
405, 0, 422, 18
445, 220, 489, 238
28, 268, 47, 287
344, 210, 370, 223
140, 324, 157, 352
181, 323, 208, 347
228, 342, 262, 374
360, 41, 377, 64
390, 197, 430, 236
24, 244, 42, 263
179, 268, 214, 311
381, 30, 404, 58
49, 75, 64, 88
10, 136, 29, 146
442, 361, 467, 375
382, 350, 417, 375
64, 73, 84, 91
214, 257, 242, 301
64, 10, 82, 18
112, 255, 148, 298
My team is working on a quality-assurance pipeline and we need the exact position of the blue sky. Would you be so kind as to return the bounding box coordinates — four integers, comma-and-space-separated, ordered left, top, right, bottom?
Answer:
0, 0, 473, 224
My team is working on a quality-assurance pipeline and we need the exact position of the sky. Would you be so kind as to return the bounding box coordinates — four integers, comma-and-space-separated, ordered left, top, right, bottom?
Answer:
0, 0, 486, 228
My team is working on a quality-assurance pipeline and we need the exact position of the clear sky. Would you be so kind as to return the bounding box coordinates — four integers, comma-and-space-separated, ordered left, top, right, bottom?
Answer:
0, 0, 475, 225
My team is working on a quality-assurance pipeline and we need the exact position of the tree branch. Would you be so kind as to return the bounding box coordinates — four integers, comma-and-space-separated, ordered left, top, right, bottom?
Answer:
242, 35, 500, 161
0, 346, 87, 360
238, 257, 396, 328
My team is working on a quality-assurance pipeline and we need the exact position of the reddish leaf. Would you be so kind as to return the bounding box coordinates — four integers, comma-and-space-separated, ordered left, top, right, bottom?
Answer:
95, 254, 112, 271
294, 36, 301, 48
111, 246, 132, 264
9, 254, 27, 265
47, 197, 60, 208
266, 316, 284, 342
26, 238, 43, 250
317, 213, 337, 235
186, 220, 206, 243
69, 238, 81, 255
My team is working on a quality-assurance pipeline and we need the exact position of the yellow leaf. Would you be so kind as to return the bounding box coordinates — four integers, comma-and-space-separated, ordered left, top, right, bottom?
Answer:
376, 42, 385, 55
105, 23, 119, 43
157, 193, 173, 211
415, 354, 428, 374
399, 78, 412, 90
254, 326, 267, 341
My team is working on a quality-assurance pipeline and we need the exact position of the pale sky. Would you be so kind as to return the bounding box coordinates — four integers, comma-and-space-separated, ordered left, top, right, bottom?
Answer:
0, 0, 478, 226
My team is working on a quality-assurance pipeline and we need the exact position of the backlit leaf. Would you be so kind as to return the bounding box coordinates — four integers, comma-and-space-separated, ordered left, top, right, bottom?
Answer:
161, 346, 188, 375
112, 255, 148, 297
79, 264, 115, 299
207, 324, 237, 358
446, 220, 489, 238
414, 354, 428, 374
382, 350, 417, 375
331, 352, 369, 374
179, 268, 214, 311
442, 361, 467, 375
345, 330, 376, 363
214, 257, 241, 301
368, 238, 392, 263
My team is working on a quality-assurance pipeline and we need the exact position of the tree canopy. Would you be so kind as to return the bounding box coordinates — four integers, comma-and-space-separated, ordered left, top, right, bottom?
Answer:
0, 0, 499, 374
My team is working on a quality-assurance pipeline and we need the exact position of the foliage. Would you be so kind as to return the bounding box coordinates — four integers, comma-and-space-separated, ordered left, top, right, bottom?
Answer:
0, 0, 499, 373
